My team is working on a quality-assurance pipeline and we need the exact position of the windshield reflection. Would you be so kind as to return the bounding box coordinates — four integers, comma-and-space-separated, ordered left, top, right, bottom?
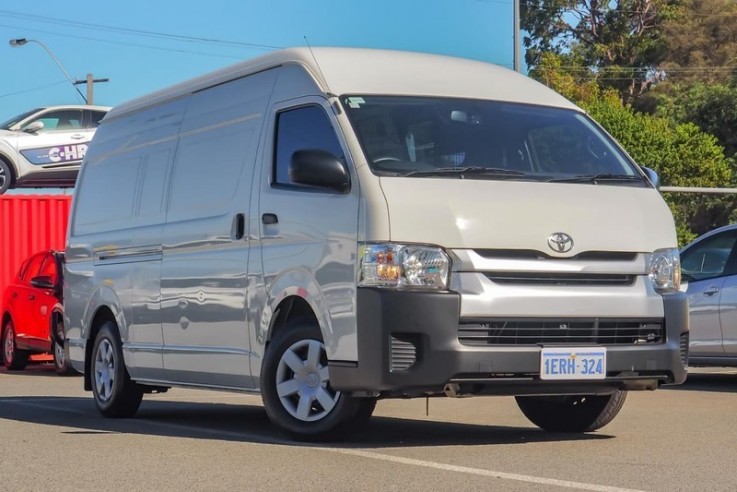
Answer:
342, 96, 643, 185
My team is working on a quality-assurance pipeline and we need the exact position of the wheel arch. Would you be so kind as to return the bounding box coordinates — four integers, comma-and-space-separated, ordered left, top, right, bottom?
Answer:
83, 305, 118, 391
49, 304, 65, 346
259, 269, 333, 353
0, 151, 17, 187
0, 311, 12, 363
267, 295, 320, 346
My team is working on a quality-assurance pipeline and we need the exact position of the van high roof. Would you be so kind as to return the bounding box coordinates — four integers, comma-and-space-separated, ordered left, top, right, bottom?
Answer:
107, 47, 578, 119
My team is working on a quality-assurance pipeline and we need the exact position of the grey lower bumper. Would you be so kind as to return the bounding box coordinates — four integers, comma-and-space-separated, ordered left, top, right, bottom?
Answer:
329, 288, 689, 396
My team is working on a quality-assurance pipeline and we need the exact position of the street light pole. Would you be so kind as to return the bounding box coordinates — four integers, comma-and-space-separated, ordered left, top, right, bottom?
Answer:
9, 37, 88, 103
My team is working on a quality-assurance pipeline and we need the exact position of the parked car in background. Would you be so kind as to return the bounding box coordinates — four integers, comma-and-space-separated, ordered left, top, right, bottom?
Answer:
681, 223, 737, 367
0, 105, 111, 194
1, 250, 73, 374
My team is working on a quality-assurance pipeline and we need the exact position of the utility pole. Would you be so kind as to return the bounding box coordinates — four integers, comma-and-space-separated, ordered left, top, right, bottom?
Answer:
73, 74, 110, 105
513, 0, 521, 72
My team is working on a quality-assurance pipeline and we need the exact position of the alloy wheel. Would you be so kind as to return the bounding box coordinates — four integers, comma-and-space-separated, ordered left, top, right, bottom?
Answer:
275, 339, 339, 422
94, 339, 115, 402
3, 327, 13, 362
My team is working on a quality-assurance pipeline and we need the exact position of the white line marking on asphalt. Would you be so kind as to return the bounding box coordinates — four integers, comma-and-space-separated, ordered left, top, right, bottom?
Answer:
319, 447, 647, 492
5, 398, 646, 492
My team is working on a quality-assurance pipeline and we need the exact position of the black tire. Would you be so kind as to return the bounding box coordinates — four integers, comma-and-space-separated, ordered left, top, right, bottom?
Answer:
0, 159, 12, 195
516, 390, 628, 432
260, 320, 368, 441
90, 321, 143, 417
350, 397, 377, 429
53, 339, 76, 376
52, 315, 76, 375
3, 320, 29, 371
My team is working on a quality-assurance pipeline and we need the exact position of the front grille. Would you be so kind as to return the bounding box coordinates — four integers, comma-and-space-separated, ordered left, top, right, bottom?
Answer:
459, 318, 664, 346
390, 336, 416, 372
485, 272, 635, 286
473, 249, 637, 261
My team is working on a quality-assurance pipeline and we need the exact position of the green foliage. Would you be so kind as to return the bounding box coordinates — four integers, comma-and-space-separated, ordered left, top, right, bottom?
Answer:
655, 82, 737, 160
660, 0, 737, 85
523, 0, 737, 245
521, 0, 679, 102
582, 93, 733, 244
529, 52, 601, 105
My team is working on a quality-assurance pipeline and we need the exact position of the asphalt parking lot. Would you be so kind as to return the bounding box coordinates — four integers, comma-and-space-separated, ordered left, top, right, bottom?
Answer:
1, 365, 735, 492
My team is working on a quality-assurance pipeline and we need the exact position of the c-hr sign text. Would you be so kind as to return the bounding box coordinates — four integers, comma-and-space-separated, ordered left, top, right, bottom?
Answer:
20, 143, 89, 166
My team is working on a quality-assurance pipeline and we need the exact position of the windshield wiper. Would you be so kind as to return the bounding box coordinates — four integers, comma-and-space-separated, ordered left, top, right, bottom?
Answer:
402, 166, 527, 178
546, 173, 645, 184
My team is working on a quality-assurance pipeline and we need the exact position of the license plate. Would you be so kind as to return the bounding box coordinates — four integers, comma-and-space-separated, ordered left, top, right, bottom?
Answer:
540, 347, 607, 380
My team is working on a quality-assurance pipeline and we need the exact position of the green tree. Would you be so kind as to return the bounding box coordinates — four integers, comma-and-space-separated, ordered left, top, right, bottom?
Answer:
656, 82, 737, 160
521, 0, 679, 103
659, 0, 737, 85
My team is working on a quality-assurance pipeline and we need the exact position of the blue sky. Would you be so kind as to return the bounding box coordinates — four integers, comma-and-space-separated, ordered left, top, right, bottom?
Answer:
1, 0, 515, 122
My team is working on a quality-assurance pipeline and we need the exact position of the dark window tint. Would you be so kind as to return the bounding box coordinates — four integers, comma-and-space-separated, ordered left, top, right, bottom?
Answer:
38, 254, 58, 284
682, 230, 737, 281
274, 106, 343, 186
342, 96, 639, 180
85, 110, 107, 128
21, 254, 45, 282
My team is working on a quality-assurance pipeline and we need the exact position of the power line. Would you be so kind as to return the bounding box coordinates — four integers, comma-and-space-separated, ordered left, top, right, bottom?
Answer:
0, 9, 283, 50
0, 80, 67, 99
0, 23, 251, 60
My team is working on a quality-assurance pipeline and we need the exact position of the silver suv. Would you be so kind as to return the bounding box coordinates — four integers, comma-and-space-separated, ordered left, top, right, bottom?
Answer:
0, 105, 111, 194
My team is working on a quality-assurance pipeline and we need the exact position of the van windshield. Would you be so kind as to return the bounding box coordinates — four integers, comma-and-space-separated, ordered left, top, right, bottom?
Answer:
341, 96, 646, 185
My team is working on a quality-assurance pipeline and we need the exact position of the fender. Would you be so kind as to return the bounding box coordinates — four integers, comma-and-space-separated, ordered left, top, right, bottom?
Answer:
80, 285, 129, 342
49, 303, 65, 346
0, 148, 18, 178
259, 268, 335, 354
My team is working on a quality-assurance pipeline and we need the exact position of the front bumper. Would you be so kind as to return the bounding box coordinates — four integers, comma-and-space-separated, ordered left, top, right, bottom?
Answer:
329, 288, 689, 396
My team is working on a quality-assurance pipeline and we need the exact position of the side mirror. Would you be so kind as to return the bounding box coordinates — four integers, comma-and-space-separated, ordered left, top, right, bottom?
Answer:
30, 275, 54, 290
642, 167, 660, 189
289, 149, 350, 193
22, 121, 44, 133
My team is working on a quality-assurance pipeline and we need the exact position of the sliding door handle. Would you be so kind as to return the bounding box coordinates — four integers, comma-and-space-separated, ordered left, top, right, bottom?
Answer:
232, 213, 245, 240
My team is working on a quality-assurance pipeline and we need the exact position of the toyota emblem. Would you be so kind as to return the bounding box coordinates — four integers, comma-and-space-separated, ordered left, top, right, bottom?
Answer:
548, 232, 574, 253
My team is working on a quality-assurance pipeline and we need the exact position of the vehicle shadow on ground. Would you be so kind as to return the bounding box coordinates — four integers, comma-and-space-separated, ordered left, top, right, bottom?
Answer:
0, 389, 611, 449
665, 371, 737, 393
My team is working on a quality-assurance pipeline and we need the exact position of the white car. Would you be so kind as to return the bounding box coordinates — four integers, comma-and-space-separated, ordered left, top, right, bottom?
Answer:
0, 105, 111, 194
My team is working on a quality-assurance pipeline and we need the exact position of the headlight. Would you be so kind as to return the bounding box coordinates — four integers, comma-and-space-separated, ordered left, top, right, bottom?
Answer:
648, 247, 681, 293
358, 243, 450, 289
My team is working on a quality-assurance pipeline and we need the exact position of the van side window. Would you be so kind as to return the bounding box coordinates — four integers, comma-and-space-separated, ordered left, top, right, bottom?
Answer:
273, 106, 343, 187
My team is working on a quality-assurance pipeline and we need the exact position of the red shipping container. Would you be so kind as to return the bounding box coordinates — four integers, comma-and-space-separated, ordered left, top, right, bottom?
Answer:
0, 195, 72, 315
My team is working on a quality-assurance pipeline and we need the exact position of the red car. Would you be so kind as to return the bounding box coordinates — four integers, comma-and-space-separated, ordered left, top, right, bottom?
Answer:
1, 250, 73, 374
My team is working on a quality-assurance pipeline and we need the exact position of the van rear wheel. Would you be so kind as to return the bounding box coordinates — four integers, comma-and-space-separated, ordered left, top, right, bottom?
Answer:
90, 322, 143, 417
515, 390, 627, 432
261, 321, 370, 441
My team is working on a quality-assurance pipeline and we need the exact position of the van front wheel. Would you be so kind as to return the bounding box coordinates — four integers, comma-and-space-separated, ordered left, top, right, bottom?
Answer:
261, 321, 368, 441
515, 390, 627, 432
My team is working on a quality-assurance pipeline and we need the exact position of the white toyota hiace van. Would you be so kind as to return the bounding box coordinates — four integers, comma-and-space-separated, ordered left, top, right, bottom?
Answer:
65, 48, 688, 440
